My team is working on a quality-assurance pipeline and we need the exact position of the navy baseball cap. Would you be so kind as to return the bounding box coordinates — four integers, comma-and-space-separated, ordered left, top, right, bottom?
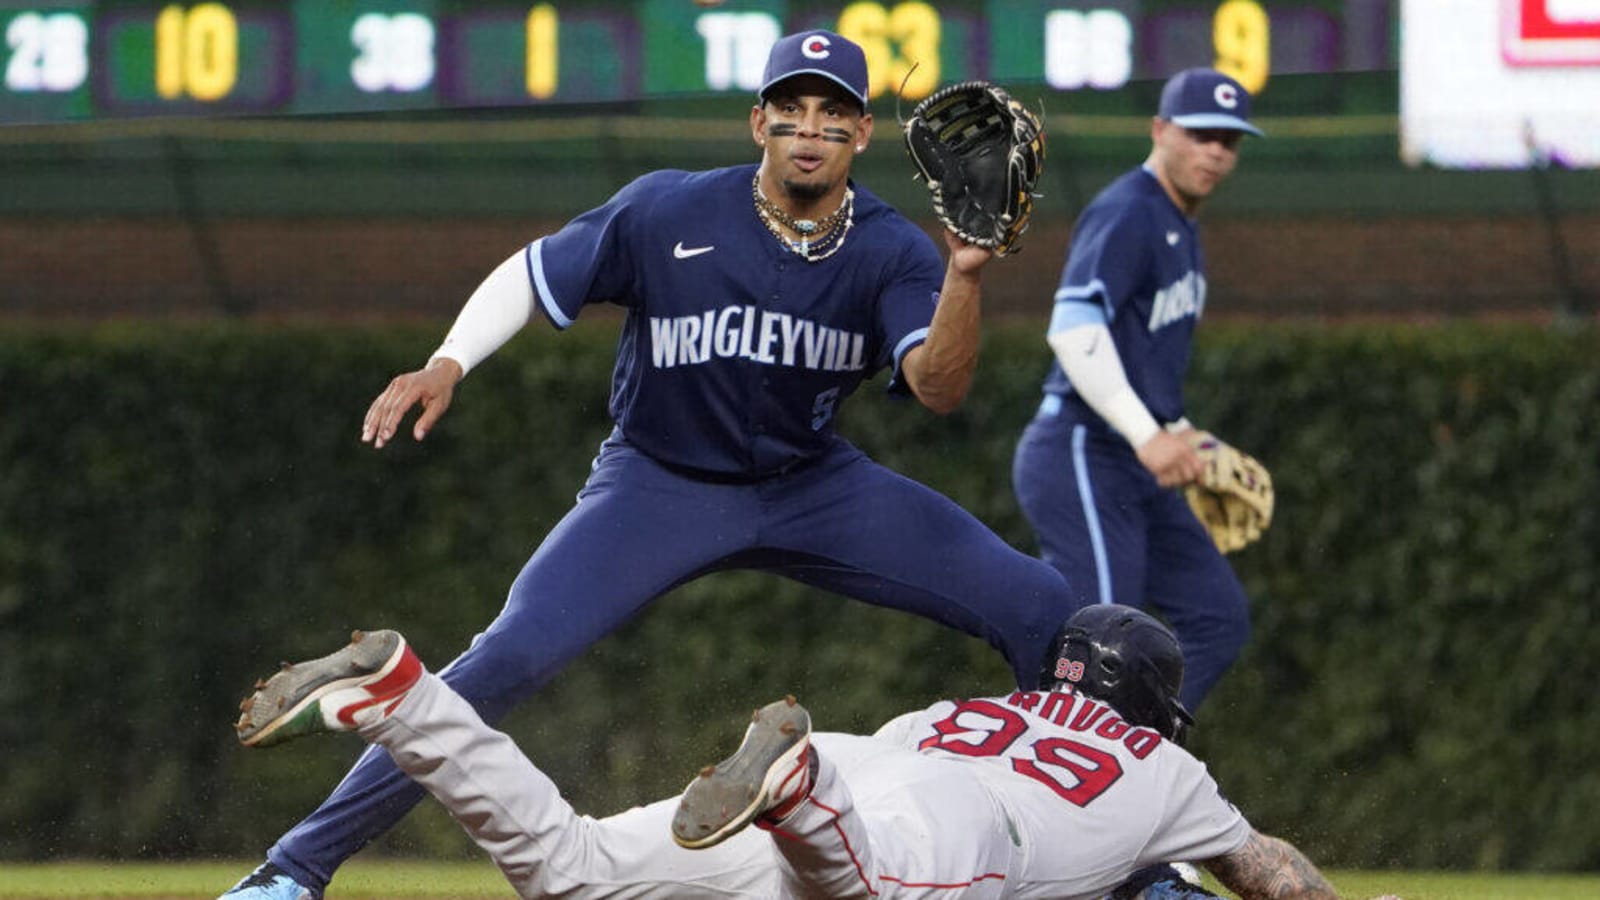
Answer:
1157, 68, 1264, 137
758, 30, 870, 111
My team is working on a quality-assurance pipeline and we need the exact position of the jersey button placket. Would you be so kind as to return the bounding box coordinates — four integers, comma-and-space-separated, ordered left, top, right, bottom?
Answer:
748, 270, 781, 464
761, 288, 779, 392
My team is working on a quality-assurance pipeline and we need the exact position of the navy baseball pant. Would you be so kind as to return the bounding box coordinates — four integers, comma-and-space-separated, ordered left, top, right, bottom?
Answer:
1012, 410, 1250, 712
268, 432, 1073, 889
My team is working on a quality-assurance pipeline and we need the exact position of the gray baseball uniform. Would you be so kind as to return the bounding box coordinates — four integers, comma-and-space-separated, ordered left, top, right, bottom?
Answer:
361, 673, 1249, 899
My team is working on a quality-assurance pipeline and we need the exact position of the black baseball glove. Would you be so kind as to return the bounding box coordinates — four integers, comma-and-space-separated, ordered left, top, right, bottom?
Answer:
902, 81, 1045, 256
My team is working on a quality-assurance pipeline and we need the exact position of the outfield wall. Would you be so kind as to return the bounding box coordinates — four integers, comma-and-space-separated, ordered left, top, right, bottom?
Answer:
6, 213, 1597, 321
4, 105, 1598, 321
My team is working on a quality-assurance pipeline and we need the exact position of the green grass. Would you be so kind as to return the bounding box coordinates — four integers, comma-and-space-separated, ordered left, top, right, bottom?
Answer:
0, 862, 509, 898
2, 861, 1598, 898
1320, 871, 1600, 899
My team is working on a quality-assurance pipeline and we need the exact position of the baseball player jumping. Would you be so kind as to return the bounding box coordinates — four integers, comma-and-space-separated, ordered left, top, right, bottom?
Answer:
231, 605, 1401, 900
220, 30, 1074, 900
1012, 69, 1266, 714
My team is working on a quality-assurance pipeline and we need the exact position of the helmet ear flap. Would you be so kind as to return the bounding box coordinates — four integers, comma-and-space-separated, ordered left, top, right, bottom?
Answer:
1135, 662, 1196, 744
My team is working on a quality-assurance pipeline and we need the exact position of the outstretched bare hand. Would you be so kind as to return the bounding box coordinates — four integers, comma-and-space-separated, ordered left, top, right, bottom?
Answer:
361, 357, 464, 449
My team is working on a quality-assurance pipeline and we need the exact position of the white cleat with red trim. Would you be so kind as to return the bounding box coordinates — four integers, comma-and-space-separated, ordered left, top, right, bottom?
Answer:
235, 629, 422, 748
671, 695, 815, 849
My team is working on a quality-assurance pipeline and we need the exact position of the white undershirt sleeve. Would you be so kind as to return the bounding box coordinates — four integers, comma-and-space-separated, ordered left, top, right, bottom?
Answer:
428, 249, 535, 377
1047, 321, 1162, 449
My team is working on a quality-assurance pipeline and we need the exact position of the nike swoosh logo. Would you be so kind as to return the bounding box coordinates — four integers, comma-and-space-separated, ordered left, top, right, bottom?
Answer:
1085, 332, 1101, 355
674, 242, 714, 259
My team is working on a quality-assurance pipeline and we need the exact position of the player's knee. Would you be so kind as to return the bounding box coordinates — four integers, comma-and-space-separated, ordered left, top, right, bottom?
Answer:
1215, 603, 1251, 659
1025, 555, 1079, 609
1226, 625, 1251, 663
1011, 572, 1076, 636
435, 628, 552, 711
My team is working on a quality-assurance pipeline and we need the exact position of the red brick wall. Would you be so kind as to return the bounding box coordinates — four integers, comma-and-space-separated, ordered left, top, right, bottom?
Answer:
6, 215, 1596, 321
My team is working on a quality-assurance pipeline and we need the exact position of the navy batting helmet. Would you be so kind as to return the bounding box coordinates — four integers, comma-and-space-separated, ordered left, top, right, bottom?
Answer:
1041, 604, 1195, 742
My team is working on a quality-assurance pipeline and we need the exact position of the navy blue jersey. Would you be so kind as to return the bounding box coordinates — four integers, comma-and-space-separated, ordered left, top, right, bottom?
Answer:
525, 164, 944, 477
1041, 166, 1205, 425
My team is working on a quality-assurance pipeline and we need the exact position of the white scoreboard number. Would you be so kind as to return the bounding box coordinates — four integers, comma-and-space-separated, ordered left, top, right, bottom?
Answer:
695, 11, 780, 92
1044, 9, 1133, 90
5, 11, 89, 94
350, 12, 436, 93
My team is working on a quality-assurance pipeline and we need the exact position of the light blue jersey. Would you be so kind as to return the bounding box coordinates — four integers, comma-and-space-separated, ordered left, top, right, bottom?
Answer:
1041, 165, 1204, 425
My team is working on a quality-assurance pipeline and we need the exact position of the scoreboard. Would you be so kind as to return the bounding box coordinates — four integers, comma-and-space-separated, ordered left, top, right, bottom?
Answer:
0, 1, 1396, 124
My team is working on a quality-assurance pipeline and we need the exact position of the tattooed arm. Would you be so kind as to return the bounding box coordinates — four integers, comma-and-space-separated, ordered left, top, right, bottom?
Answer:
1202, 829, 1339, 900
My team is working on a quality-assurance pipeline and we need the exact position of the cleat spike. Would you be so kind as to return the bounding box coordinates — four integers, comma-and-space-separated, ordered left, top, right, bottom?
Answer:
672, 696, 814, 850
232, 630, 417, 750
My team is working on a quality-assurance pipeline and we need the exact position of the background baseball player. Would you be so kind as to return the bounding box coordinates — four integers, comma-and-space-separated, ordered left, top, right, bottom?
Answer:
220, 30, 1072, 900
1011, 68, 1265, 713
232, 605, 1400, 900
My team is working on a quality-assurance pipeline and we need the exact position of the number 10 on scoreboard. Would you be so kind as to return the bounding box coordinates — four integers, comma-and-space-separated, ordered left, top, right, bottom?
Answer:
155, 3, 237, 101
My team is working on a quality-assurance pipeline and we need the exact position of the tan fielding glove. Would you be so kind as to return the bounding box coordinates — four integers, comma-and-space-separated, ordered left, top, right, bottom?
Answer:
1182, 432, 1274, 554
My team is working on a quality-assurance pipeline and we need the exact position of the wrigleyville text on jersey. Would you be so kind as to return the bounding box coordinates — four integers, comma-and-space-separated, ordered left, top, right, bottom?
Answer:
649, 305, 868, 372
1148, 270, 1206, 332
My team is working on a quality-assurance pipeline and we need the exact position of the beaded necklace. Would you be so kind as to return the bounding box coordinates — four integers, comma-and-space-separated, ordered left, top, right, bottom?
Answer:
751, 175, 854, 263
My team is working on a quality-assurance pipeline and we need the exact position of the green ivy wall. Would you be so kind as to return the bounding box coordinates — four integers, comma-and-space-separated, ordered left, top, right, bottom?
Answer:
2, 321, 1596, 870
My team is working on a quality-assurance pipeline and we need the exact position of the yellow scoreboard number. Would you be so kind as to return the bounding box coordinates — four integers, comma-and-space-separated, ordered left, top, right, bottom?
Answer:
838, 1, 940, 100
155, 3, 238, 101
1214, 0, 1270, 95
526, 3, 557, 99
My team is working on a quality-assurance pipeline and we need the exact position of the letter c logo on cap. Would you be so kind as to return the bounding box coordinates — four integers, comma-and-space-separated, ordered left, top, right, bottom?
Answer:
1213, 83, 1239, 109
802, 34, 831, 59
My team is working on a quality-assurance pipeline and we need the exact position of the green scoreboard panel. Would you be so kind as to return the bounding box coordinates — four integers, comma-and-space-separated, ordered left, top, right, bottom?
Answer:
0, 0, 1395, 123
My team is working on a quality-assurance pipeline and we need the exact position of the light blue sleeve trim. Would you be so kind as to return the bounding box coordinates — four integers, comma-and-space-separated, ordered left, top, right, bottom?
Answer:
1049, 299, 1109, 335
885, 326, 931, 392
893, 327, 930, 367
526, 239, 573, 330
1053, 279, 1108, 305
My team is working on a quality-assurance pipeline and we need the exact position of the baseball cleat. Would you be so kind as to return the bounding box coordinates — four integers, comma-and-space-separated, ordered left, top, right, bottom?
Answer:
671, 694, 813, 849
235, 629, 421, 748
218, 862, 319, 900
